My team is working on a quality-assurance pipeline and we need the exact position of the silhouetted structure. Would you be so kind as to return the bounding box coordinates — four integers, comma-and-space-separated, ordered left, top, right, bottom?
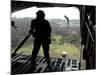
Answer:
11, 21, 17, 29
81, 6, 96, 69
29, 10, 52, 70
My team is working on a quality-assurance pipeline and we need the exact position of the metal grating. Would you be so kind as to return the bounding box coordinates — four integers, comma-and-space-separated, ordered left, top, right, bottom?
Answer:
11, 54, 79, 74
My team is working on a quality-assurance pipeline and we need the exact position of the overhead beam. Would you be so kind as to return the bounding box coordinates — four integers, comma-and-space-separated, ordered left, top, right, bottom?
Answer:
11, 0, 80, 13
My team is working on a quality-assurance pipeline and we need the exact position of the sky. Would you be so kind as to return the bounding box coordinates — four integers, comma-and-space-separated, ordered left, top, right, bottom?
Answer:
12, 7, 80, 20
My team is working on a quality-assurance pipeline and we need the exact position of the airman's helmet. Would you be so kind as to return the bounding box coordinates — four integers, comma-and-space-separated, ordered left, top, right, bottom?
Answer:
36, 10, 45, 16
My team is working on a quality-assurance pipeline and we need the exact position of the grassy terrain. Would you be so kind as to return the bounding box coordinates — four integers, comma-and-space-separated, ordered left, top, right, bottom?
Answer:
16, 34, 80, 60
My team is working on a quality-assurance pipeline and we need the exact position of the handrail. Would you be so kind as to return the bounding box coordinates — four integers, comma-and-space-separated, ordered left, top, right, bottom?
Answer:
12, 34, 31, 55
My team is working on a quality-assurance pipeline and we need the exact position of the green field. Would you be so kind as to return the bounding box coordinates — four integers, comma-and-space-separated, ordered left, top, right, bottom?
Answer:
16, 34, 80, 60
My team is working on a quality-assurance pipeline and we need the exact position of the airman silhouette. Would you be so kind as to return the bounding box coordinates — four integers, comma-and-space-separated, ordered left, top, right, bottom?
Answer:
29, 10, 52, 70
